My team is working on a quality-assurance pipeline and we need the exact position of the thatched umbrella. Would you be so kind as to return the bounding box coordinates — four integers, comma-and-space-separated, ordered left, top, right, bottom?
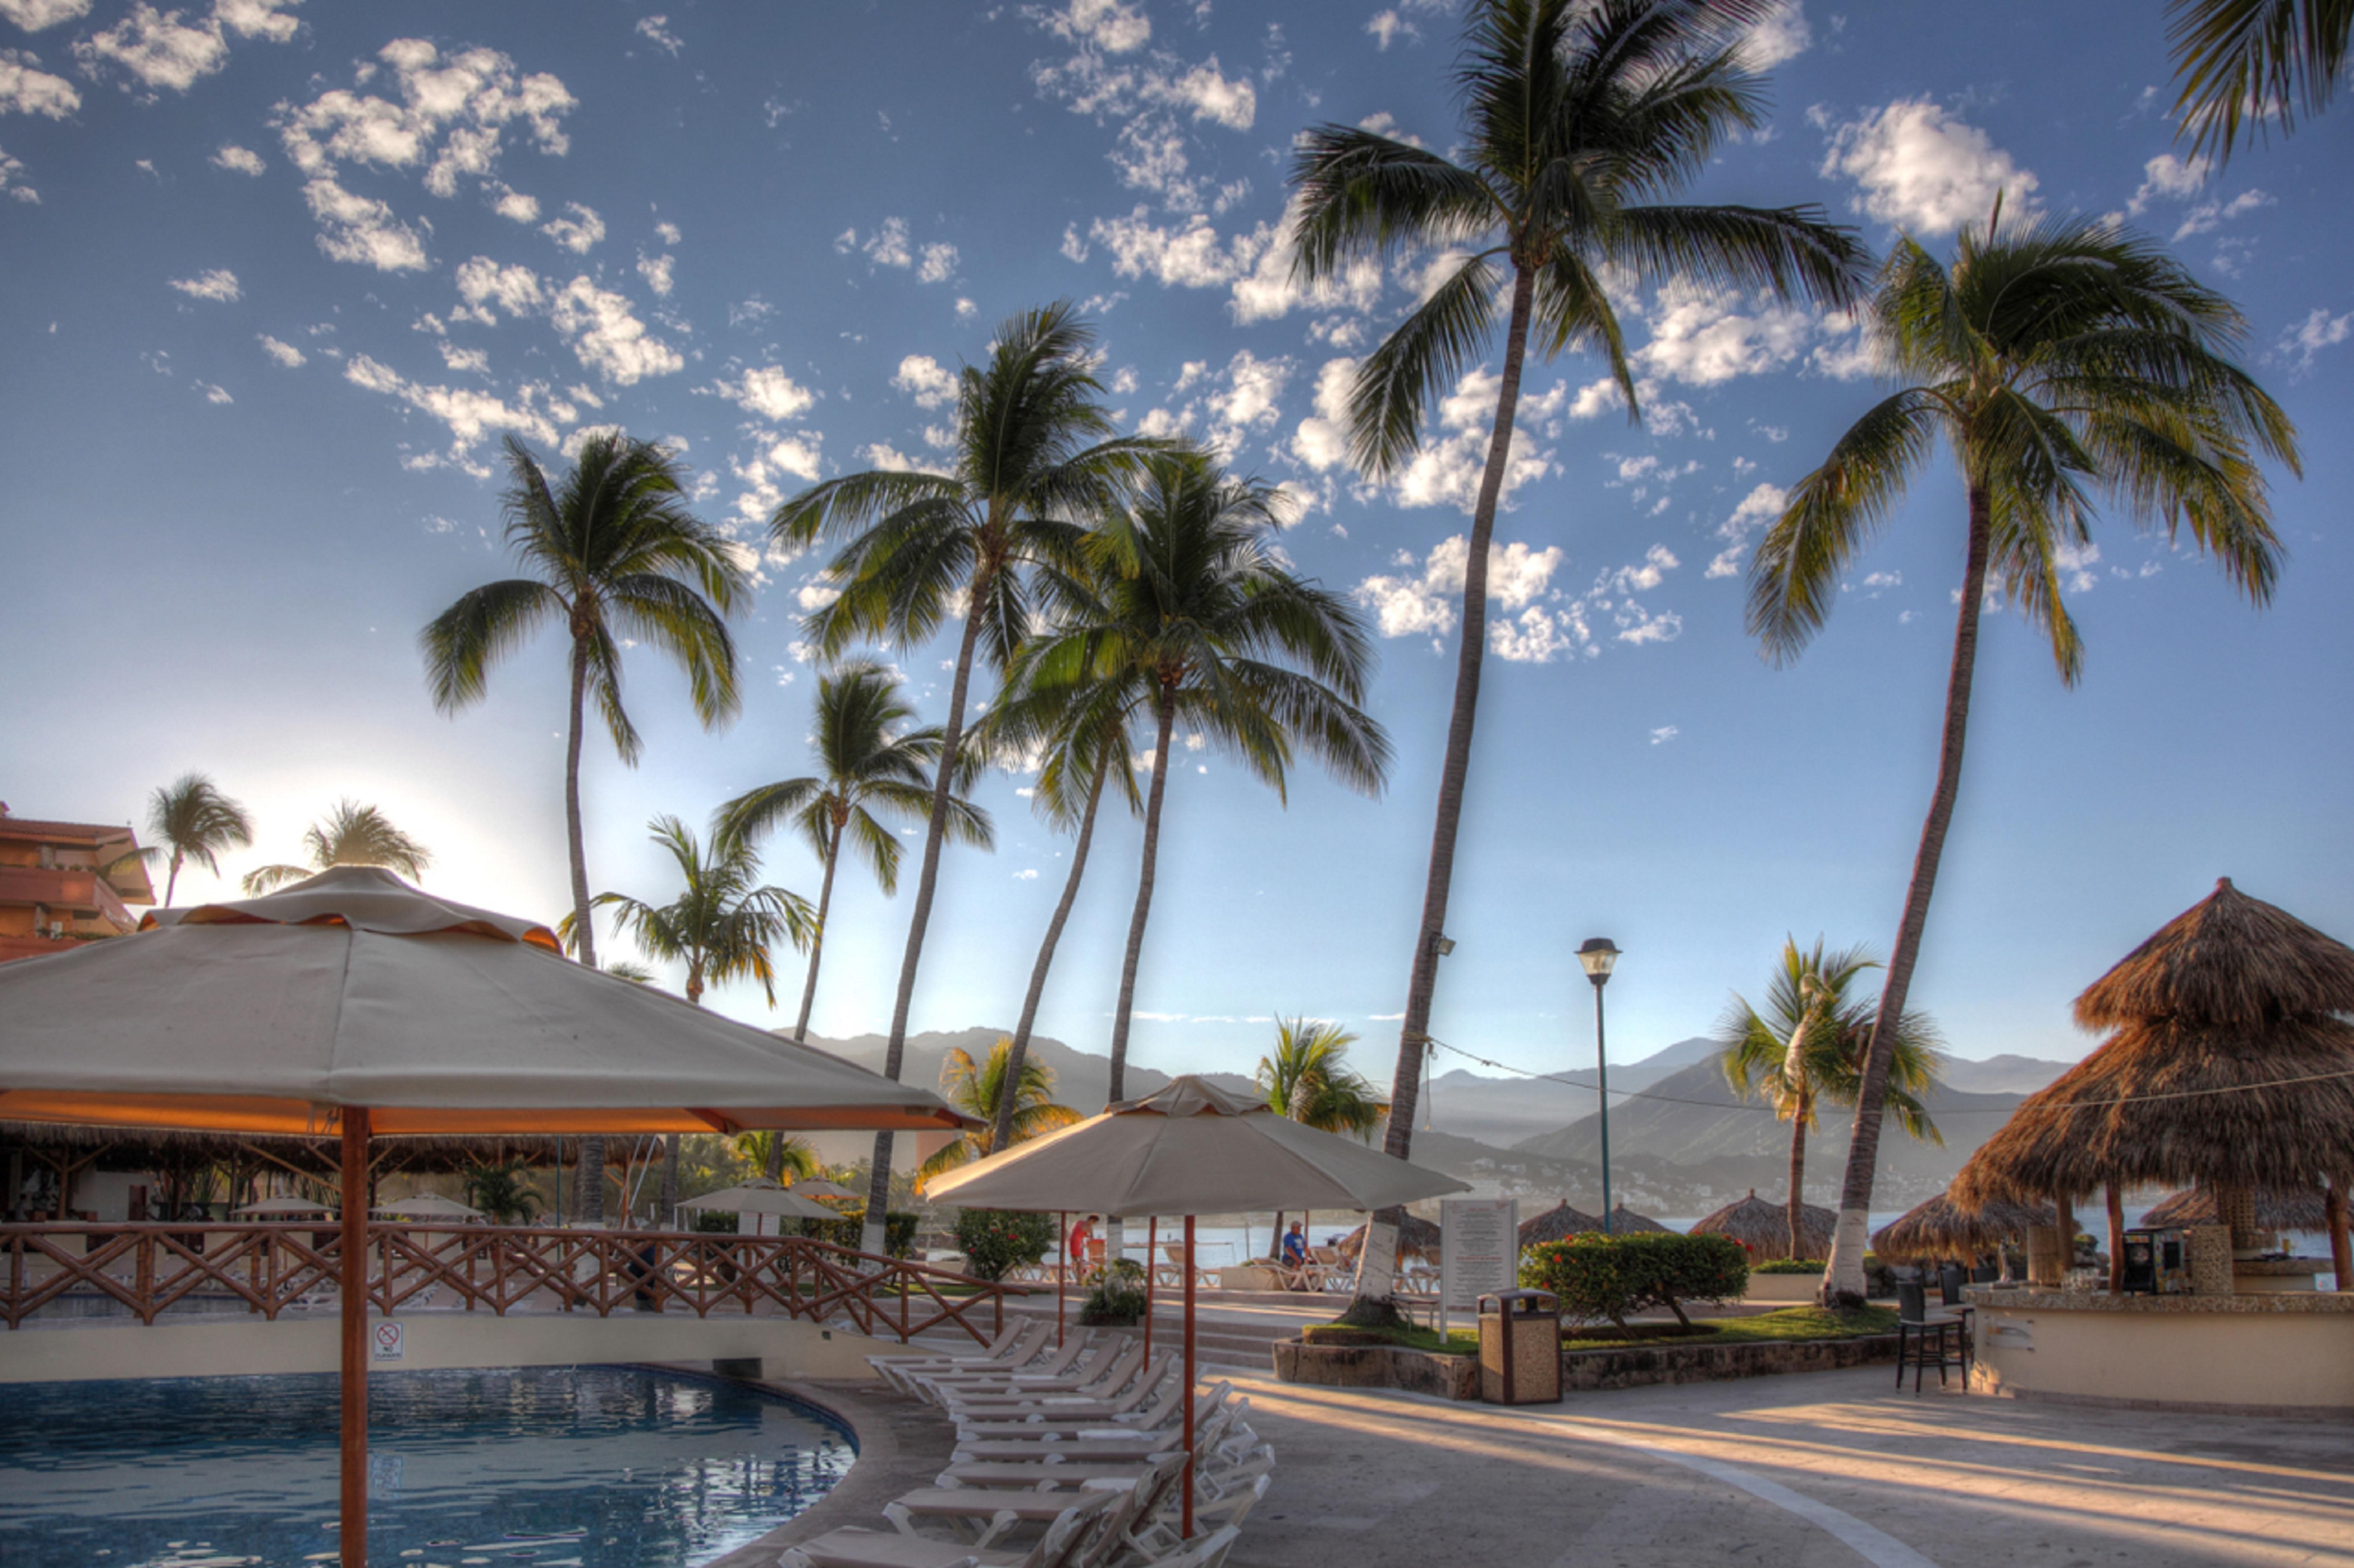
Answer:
1337, 1211, 1441, 1262
1873, 1191, 2053, 1266
2142, 1185, 2329, 1233
1518, 1200, 1606, 1247
1605, 1204, 1669, 1235
1692, 1190, 1836, 1259
1951, 879, 2354, 1281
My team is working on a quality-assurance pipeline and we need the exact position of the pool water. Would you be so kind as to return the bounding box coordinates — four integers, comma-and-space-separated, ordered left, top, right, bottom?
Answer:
0, 1365, 853, 1567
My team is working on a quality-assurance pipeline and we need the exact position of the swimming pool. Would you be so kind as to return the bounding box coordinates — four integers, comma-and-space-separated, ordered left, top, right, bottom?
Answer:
0, 1364, 853, 1567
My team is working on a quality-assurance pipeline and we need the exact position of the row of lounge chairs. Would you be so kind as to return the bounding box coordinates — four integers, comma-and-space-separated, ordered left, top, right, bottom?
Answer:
780, 1323, 1271, 1568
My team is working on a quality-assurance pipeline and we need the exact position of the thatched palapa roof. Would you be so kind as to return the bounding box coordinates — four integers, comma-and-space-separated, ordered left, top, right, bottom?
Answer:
1953, 880, 2354, 1207
2141, 1185, 2329, 1233
1691, 1190, 1836, 1259
1518, 1201, 1606, 1247
1604, 1204, 1670, 1235
1337, 1212, 1442, 1261
1873, 1191, 2054, 1265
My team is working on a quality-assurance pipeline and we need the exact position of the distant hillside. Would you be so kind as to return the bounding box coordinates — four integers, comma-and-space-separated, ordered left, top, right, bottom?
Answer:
1420, 1035, 1723, 1148
1939, 1054, 2074, 1095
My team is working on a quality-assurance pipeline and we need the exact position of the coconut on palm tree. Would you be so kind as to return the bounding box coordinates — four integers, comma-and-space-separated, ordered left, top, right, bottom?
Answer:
143, 773, 253, 907
772, 302, 1159, 1253
915, 1037, 1084, 1189
242, 801, 431, 894
1012, 452, 1389, 1114
717, 658, 991, 1074
560, 815, 813, 1214
1288, 0, 1869, 1321
1256, 1016, 1388, 1248
423, 431, 748, 1223
1716, 938, 1942, 1260
2170, 0, 2349, 158
1747, 206, 2298, 1302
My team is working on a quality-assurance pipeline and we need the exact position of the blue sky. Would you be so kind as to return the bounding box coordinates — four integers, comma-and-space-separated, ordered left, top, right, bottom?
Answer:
4, 0, 2349, 1090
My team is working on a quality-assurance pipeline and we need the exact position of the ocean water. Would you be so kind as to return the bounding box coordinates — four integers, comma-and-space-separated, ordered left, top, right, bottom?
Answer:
0, 1365, 852, 1568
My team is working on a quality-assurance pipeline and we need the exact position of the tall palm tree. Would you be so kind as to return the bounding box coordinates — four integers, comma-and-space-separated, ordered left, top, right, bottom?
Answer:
143, 773, 253, 907
1288, 0, 1868, 1320
423, 431, 748, 1223
730, 1131, 819, 1186
1257, 1017, 1389, 1249
242, 801, 430, 894
1747, 207, 2298, 1302
717, 659, 991, 1091
1012, 452, 1389, 1114
915, 1037, 1085, 1188
1715, 939, 1942, 1260
559, 815, 813, 1213
772, 302, 1159, 1252
2170, 0, 2351, 158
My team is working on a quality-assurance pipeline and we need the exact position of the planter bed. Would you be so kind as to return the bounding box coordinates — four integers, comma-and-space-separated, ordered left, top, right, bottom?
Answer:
1561, 1331, 1899, 1391
1270, 1339, 1481, 1401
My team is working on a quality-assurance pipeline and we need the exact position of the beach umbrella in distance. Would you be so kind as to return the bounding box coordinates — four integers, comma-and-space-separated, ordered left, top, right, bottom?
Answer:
371, 1194, 483, 1221
1604, 1205, 1670, 1235
786, 1177, 862, 1201
1337, 1211, 1441, 1262
234, 1196, 336, 1217
1518, 1201, 1607, 1248
1873, 1191, 2054, 1268
1692, 1191, 1838, 1260
2140, 1185, 2329, 1234
680, 1181, 840, 1221
0, 866, 968, 1568
926, 1075, 1467, 1540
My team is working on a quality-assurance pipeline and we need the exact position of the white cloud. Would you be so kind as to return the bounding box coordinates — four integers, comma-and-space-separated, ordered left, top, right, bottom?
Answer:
491, 184, 539, 222
1290, 356, 1356, 473
1649, 724, 1680, 745
196, 380, 232, 404
1036, 0, 1150, 53
2173, 187, 2273, 240
893, 353, 959, 409
1162, 56, 1253, 129
795, 577, 842, 611
1088, 204, 1281, 295
0, 48, 78, 117
0, 0, 92, 31
861, 216, 912, 268
654, 220, 680, 246
1355, 535, 1565, 645
916, 240, 958, 284
2281, 307, 2352, 370
540, 200, 603, 253
2055, 538, 2101, 594
1739, 0, 1810, 68
858, 441, 948, 475
453, 255, 546, 320
1634, 278, 1813, 386
2125, 152, 2209, 216
716, 365, 815, 422
1, 145, 42, 202
75, 0, 296, 92
210, 142, 265, 175
1603, 544, 1680, 595
1204, 347, 1289, 457
1810, 306, 1887, 380
168, 267, 241, 302
1707, 482, 1788, 578
1380, 369, 1567, 513
439, 341, 487, 373
302, 175, 430, 271
1014, 868, 1041, 881
257, 333, 304, 367
343, 352, 562, 461
1366, 10, 1417, 50
955, 296, 977, 318
548, 275, 682, 384
636, 252, 674, 296
634, 14, 682, 54
1820, 99, 2038, 234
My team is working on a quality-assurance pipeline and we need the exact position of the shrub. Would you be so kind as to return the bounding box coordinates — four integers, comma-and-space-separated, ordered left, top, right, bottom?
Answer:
689, 1210, 739, 1235
953, 1208, 1055, 1283
800, 1210, 919, 1259
1753, 1258, 1825, 1274
1521, 1232, 1750, 1332
1078, 1258, 1149, 1325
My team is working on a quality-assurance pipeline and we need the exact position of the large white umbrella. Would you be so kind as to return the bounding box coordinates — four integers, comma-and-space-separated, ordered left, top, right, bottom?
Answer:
371, 1193, 483, 1221
927, 1075, 1468, 1537
679, 1181, 839, 1220
0, 867, 966, 1568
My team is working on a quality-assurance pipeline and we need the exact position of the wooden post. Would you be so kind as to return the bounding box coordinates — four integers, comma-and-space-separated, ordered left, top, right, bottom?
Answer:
1181, 1215, 1196, 1542
1143, 1217, 1156, 1359
2106, 1184, 2126, 1294
1056, 1211, 1067, 1347
2326, 1179, 2351, 1293
340, 1107, 371, 1568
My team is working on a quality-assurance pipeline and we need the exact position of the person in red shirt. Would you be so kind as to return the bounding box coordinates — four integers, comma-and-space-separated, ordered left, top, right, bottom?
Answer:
1067, 1214, 1098, 1278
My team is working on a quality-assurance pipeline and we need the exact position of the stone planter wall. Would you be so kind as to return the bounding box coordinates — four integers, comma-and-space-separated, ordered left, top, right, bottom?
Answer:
1560, 1332, 1899, 1392
1270, 1339, 1480, 1400
1741, 1273, 1824, 1303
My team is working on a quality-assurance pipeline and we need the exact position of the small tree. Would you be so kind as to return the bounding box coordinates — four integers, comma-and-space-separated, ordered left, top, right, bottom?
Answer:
953, 1209, 1056, 1282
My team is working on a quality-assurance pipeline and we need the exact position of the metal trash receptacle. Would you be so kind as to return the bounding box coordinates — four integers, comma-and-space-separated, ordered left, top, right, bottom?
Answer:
1478, 1288, 1561, 1404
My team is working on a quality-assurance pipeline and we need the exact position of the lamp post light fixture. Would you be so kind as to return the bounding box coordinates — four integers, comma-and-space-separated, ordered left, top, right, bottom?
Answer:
1576, 938, 1621, 1233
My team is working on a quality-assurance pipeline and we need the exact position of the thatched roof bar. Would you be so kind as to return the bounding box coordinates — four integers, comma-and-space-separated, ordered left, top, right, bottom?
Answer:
2075, 878, 2354, 1029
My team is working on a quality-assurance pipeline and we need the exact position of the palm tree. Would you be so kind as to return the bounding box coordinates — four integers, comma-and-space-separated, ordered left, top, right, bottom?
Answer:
1287, 0, 1868, 1320
717, 659, 991, 1095
730, 1131, 819, 1185
560, 815, 813, 1214
2170, 0, 2350, 158
241, 801, 430, 894
143, 773, 253, 906
1747, 207, 2298, 1302
1257, 1017, 1389, 1250
423, 431, 747, 1224
1012, 452, 1389, 1113
463, 1159, 544, 1227
772, 301, 1159, 1251
915, 1037, 1085, 1188
1715, 939, 1942, 1260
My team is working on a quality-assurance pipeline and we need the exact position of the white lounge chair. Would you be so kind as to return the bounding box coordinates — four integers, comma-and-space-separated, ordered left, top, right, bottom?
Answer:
779, 1488, 1113, 1568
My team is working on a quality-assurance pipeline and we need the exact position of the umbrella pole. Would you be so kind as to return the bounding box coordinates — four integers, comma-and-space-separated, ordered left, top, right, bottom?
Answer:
1057, 1211, 1067, 1347
1144, 1217, 1156, 1360
1182, 1214, 1196, 1541
340, 1107, 372, 1568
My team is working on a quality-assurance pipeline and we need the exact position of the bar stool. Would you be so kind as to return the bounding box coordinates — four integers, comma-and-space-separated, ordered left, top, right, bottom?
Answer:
1895, 1277, 1968, 1393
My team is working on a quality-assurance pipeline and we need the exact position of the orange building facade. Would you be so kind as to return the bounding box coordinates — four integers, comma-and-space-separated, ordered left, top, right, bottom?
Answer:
0, 802, 156, 964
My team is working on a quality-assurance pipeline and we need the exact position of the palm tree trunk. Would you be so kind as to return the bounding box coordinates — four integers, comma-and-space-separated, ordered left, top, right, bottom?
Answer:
993, 751, 1111, 1152
661, 1134, 681, 1221
164, 849, 183, 908
1821, 479, 1993, 1305
791, 816, 841, 1045
1347, 259, 1539, 1325
860, 584, 992, 1255
1787, 1112, 1809, 1261
565, 631, 605, 1225
1106, 688, 1177, 1105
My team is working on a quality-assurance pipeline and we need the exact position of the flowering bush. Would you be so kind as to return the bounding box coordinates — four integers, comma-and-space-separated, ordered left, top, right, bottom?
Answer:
1078, 1257, 1149, 1324
952, 1207, 1055, 1282
1520, 1233, 1749, 1332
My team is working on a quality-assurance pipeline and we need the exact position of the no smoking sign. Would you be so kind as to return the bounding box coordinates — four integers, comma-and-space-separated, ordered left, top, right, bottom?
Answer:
372, 1320, 405, 1361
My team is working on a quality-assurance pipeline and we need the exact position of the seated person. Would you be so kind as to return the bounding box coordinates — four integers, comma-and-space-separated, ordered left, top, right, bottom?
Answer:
1281, 1221, 1309, 1272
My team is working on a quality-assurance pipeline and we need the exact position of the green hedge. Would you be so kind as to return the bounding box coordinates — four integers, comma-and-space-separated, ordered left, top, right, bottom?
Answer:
1521, 1232, 1749, 1332
1752, 1258, 1825, 1274
685, 1208, 918, 1258
953, 1208, 1055, 1282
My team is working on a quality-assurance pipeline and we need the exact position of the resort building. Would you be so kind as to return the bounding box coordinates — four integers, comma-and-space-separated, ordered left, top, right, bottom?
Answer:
0, 801, 154, 965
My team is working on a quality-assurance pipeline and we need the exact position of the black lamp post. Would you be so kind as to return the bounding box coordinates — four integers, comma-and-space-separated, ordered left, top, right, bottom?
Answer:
1576, 938, 1621, 1233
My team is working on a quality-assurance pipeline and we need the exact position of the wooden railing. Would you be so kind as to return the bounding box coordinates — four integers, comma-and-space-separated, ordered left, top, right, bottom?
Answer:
0, 1223, 1012, 1344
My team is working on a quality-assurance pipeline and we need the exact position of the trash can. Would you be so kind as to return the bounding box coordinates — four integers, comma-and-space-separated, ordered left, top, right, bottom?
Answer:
1478, 1288, 1561, 1404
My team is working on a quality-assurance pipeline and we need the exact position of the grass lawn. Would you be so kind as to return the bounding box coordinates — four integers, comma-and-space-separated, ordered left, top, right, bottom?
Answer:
1300, 1322, 1481, 1356
1561, 1304, 1897, 1351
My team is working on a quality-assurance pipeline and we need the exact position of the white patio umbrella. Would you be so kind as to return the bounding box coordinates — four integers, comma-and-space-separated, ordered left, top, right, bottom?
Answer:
679, 1181, 839, 1221
0, 867, 967, 1568
926, 1075, 1468, 1537
784, 1177, 861, 1201
371, 1194, 483, 1221
234, 1195, 336, 1217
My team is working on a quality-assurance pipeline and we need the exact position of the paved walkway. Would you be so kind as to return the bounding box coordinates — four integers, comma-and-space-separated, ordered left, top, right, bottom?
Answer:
1226, 1367, 2354, 1568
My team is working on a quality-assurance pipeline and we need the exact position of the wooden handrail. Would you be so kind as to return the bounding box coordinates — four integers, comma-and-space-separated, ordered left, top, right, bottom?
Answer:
0, 1223, 1012, 1344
